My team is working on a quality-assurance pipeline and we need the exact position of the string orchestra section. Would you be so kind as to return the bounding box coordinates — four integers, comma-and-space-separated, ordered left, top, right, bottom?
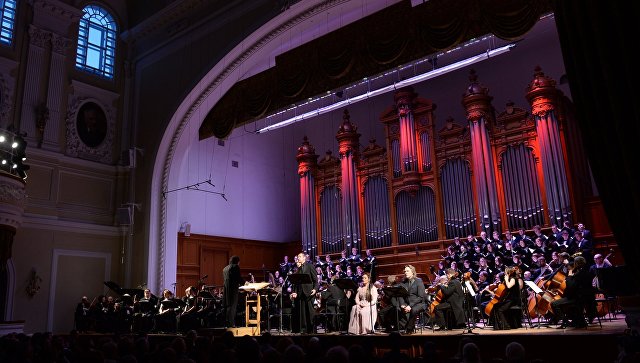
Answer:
74, 227, 622, 334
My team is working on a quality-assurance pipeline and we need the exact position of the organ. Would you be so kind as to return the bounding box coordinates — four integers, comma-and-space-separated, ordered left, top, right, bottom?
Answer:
296, 67, 611, 276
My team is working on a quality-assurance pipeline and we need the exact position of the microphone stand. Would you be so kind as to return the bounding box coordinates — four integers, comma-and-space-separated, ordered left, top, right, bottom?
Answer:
279, 274, 289, 334
366, 284, 376, 335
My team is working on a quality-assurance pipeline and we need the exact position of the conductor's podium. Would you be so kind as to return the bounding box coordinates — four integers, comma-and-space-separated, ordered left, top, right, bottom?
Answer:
231, 282, 271, 336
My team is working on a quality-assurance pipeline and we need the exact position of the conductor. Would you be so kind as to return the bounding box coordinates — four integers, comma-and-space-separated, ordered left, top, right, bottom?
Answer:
223, 255, 244, 328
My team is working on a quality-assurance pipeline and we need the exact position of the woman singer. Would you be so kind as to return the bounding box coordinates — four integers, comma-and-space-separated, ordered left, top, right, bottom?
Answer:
348, 273, 378, 334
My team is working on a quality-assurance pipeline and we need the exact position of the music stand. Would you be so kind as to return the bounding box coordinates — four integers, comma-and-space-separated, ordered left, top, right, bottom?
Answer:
334, 278, 358, 334
460, 281, 479, 335
288, 273, 313, 334
382, 285, 409, 333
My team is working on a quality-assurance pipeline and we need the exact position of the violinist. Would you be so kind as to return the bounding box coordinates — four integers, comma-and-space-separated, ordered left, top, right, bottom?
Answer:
491, 266, 524, 330
432, 268, 466, 330
548, 251, 563, 270
475, 271, 492, 308
550, 256, 596, 328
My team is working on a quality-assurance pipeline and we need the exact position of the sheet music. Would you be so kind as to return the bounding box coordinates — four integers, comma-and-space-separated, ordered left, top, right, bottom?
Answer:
465, 281, 476, 297
525, 280, 543, 294
239, 282, 270, 291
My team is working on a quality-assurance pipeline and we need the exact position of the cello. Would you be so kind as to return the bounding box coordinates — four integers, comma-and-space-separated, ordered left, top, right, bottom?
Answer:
527, 267, 567, 318
428, 274, 447, 316
484, 266, 519, 317
484, 283, 507, 317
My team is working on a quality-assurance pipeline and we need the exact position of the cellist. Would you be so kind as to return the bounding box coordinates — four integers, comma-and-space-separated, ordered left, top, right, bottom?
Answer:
432, 268, 466, 330
550, 256, 596, 328
490, 266, 524, 330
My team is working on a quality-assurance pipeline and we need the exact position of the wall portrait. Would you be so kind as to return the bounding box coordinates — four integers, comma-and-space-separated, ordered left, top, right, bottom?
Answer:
76, 102, 107, 148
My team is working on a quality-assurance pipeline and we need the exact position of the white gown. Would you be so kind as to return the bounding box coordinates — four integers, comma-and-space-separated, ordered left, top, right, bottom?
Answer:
348, 285, 378, 334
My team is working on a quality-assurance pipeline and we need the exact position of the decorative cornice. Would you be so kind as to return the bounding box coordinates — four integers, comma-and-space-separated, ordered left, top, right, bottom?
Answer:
29, 0, 83, 23
51, 33, 72, 55
28, 25, 51, 48
0, 175, 26, 230
121, 0, 208, 43
0, 72, 15, 129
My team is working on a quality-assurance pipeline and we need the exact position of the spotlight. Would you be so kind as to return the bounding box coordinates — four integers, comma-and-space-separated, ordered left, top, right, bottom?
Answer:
0, 135, 4, 143
11, 141, 18, 148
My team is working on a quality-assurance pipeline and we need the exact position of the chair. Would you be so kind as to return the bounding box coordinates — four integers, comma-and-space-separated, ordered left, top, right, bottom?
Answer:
510, 288, 533, 329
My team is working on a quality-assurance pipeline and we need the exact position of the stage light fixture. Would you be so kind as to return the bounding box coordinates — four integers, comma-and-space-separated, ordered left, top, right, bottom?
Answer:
0, 129, 29, 180
257, 44, 515, 133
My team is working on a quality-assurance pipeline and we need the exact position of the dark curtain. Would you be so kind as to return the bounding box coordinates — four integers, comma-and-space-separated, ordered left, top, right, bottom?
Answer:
554, 1, 640, 286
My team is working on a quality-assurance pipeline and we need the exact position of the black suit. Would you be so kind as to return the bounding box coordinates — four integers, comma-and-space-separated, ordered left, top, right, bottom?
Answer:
399, 277, 426, 332
223, 262, 243, 327
434, 278, 465, 328
551, 267, 595, 326
291, 262, 318, 333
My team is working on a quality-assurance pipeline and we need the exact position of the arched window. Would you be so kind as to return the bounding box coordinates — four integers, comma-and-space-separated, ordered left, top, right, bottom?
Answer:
75, 5, 117, 79
0, 0, 17, 45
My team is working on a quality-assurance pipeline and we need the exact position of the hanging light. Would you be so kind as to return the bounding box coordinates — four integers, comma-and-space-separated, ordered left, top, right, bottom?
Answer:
257, 43, 515, 133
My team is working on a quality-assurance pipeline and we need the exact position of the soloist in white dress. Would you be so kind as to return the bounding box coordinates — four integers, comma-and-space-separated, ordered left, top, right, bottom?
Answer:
347, 285, 378, 334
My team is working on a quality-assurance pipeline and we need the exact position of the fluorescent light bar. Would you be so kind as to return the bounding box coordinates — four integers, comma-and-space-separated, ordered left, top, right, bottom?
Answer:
257, 44, 515, 133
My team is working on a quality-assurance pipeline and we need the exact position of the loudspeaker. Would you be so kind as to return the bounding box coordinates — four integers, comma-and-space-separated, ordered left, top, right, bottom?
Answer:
116, 207, 132, 225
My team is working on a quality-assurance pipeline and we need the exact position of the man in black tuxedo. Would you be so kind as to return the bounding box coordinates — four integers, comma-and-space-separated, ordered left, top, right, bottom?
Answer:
290, 252, 318, 333
223, 255, 243, 327
399, 265, 426, 334
433, 268, 466, 330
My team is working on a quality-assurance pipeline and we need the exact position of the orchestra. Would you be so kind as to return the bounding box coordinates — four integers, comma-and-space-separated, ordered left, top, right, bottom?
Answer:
74, 227, 615, 335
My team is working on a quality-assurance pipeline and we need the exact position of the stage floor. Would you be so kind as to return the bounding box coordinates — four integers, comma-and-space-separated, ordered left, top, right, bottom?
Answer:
261, 313, 627, 337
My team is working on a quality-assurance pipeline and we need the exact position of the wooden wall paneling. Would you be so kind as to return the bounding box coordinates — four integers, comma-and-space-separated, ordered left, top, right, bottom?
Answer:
178, 234, 301, 292
201, 247, 229, 287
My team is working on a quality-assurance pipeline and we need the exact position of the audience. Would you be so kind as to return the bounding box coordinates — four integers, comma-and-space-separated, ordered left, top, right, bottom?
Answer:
0, 329, 624, 363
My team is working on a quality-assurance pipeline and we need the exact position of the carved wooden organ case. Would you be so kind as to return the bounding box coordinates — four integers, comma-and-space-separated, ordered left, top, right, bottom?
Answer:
296, 67, 590, 256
